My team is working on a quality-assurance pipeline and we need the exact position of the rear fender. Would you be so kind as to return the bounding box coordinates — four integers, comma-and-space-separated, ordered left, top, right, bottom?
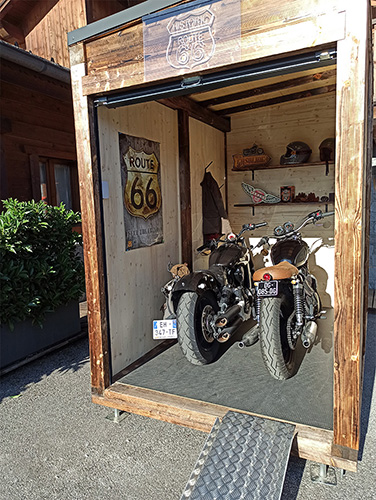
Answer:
171, 271, 220, 311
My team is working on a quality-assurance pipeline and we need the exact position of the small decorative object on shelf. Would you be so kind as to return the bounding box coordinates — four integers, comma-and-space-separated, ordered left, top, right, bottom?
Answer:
241, 182, 280, 204
307, 192, 319, 202
294, 192, 308, 202
280, 186, 295, 202
320, 195, 329, 203
233, 143, 271, 171
329, 192, 335, 202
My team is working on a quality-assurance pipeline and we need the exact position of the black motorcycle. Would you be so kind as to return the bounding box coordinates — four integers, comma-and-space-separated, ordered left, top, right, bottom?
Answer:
253, 210, 334, 380
168, 222, 267, 365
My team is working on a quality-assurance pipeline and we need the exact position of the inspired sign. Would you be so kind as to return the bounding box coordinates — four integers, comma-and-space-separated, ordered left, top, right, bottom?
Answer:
119, 134, 163, 250
123, 146, 161, 219
143, 0, 241, 80
166, 8, 215, 70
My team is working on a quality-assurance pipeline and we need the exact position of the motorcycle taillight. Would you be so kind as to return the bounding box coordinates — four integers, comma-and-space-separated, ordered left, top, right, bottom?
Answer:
263, 272, 272, 281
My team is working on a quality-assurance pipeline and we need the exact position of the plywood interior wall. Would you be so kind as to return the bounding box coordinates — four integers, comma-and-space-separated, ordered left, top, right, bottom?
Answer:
189, 118, 226, 271
227, 93, 336, 307
98, 102, 180, 376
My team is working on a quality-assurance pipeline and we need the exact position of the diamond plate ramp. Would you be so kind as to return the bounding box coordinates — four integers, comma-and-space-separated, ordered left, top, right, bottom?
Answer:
181, 412, 295, 500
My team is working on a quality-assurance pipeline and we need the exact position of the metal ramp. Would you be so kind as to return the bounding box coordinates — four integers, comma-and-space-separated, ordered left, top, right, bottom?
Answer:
181, 412, 295, 500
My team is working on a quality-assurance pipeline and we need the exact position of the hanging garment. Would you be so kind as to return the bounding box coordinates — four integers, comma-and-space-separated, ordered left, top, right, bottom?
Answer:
201, 171, 228, 239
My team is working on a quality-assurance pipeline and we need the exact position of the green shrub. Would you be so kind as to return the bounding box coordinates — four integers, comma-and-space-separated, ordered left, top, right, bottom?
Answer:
0, 199, 85, 330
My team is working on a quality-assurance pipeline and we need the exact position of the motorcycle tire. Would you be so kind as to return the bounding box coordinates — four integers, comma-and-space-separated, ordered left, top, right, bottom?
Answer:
259, 294, 297, 380
176, 291, 219, 365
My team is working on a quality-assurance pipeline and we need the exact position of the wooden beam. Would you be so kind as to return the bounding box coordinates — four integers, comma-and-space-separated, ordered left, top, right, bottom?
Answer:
93, 382, 357, 472
217, 84, 336, 115
178, 109, 192, 269
159, 96, 231, 133
69, 43, 110, 395
199, 69, 336, 108
81, 5, 345, 96
333, 0, 370, 454
0, 19, 24, 43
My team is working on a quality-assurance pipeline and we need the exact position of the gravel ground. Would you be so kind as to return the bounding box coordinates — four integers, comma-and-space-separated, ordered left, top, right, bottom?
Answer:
0, 312, 375, 500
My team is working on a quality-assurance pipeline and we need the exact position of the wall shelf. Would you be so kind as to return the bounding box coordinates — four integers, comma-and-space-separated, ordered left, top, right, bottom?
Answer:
232, 160, 334, 172
234, 201, 334, 216
233, 161, 334, 179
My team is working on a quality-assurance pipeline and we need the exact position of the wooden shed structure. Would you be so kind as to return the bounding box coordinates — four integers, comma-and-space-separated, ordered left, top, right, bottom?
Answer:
68, 0, 372, 472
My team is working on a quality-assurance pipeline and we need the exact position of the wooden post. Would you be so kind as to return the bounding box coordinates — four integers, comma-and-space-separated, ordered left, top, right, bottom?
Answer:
178, 109, 192, 268
69, 43, 110, 395
333, 0, 371, 457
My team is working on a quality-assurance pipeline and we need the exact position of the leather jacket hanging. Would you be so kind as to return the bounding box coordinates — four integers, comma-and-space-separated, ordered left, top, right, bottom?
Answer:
200, 171, 227, 241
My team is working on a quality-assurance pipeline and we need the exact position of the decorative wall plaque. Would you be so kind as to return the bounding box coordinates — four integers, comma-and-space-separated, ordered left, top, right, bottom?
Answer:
119, 133, 163, 250
143, 0, 241, 81
241, 182, 280, 204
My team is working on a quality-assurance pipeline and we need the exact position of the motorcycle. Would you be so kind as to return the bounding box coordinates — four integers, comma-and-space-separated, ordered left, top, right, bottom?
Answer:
252, 209, 334, 380
166, 221, 267, 365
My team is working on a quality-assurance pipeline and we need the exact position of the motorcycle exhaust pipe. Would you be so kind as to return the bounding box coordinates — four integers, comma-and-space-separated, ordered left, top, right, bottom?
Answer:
215, 304, 242, 328
301, 321, 318, 348
238, 325, 259, 349
217, 317, 243, 343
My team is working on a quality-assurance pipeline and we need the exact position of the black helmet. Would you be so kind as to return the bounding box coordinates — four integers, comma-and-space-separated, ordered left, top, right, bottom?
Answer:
319, 138, 335, 162
280, 141, 312, 165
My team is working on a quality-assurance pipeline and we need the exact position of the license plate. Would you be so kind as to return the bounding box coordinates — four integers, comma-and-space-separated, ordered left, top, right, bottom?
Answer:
257, 280, 279, 297
153, 319, 177, 340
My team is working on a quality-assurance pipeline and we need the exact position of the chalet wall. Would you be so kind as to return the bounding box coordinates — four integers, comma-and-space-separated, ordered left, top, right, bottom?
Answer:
97, 102, 180, 376
189, 118, 226, 271
227, 93, 336, 306
0, 59, 76, 201
25, 0, 87, 68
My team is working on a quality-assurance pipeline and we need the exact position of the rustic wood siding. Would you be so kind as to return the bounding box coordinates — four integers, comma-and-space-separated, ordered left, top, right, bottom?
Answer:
24, 0, 87, 68
1, 59, 76, 201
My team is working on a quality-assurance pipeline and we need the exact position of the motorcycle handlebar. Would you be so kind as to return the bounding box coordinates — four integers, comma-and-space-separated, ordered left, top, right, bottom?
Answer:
255, 210, 334, 243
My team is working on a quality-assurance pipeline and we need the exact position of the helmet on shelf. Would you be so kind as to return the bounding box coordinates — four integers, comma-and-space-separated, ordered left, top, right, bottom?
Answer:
319, 137, 335, 163
280, 141, 312, 165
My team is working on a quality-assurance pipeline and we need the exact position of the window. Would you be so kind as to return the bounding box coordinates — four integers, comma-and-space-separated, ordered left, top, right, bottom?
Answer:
38, 158, 79, 211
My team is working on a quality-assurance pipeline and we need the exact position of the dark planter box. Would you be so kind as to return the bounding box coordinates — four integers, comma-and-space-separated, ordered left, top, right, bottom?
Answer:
0, 301, 81, 371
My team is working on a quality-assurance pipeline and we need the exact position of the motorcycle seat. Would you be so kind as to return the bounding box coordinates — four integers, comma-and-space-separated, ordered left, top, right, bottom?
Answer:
253, 261, 298, 281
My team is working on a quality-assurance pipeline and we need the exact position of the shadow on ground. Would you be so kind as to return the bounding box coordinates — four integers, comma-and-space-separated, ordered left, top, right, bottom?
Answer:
0, 335, 89, 403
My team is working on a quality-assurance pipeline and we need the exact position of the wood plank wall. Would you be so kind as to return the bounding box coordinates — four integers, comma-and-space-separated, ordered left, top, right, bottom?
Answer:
97, 102, 180, 377
227, 93, 336, 307
22, 0, 128, 68
0, 59, 76, 202
189, 118, 225, 271
25, 0, 87, 68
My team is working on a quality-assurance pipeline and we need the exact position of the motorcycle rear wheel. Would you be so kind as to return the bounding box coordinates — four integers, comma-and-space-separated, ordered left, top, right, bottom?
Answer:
259, 294, 297, 380
177, 291, 219, 365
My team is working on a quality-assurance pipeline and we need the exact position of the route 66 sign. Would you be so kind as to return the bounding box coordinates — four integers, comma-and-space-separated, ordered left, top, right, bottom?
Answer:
119, 133, 163, 250
123, 146, 161, 219
166, 8, 215, 70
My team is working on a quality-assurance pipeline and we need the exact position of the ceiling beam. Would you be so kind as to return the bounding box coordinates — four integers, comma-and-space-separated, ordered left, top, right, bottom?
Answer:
0, 19, 24, 43
159, 95, 231, 133
199, 69, 336, 108
217, 84, 336, 116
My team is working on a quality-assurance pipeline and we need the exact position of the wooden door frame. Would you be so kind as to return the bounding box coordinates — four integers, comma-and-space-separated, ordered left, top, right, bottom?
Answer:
69, 0, 372, 461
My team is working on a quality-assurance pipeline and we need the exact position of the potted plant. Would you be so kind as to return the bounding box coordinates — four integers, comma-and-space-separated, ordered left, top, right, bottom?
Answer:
0, 199, 85, 370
